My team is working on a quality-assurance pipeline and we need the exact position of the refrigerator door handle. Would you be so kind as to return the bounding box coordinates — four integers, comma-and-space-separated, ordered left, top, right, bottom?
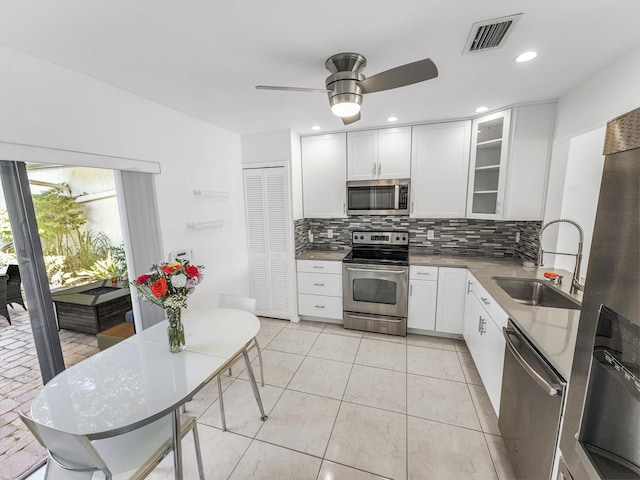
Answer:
503, 326, 563, 396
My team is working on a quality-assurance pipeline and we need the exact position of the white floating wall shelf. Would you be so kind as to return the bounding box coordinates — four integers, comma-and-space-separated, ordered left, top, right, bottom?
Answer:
192, 189, 229, 197
186, 219, 224, 229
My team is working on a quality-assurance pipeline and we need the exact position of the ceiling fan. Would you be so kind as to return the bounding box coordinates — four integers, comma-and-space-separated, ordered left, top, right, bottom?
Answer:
256, 52, 438, 125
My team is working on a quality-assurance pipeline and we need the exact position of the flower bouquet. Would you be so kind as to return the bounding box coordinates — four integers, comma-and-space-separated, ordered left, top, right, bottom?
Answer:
131, 258, 204, 352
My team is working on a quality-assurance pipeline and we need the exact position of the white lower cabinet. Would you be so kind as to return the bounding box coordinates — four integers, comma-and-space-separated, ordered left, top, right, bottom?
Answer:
409, 266, 467, 335
296, 260, 343, 320
408, 266, 438, 330
435, 267, 467, 335
463, 273, 507, 415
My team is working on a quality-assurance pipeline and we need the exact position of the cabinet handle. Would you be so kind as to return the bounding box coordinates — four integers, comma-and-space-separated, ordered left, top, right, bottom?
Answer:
467, 281, 473, 293
377, 163, 381, 176
496, 200, 502, 214
481, 297, 490, 306
478, 315, 483, 333
312, 266, 324, 269
343, 202, 346, 213
416, 272, 431, 276
314, 305, 325, 309
411, 201, 414, 214
313, 283, 325, 286
410, 284, 413, 296
372, 164, 376, 176
480, 317, 487, 335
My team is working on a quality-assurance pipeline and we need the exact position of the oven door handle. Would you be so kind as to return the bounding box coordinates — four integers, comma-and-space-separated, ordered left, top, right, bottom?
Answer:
503, 326, 563, 396
346, 267, 406, 275
345, 313, 405, 324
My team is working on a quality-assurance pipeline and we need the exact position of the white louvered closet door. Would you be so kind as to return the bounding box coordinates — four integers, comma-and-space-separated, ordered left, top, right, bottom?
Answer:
242, 167, 291, 319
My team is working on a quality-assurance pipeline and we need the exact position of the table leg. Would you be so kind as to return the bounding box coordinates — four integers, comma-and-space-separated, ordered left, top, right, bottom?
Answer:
217, 375, 226, 431
171, 409, 183, 479
241, 349, 268, 421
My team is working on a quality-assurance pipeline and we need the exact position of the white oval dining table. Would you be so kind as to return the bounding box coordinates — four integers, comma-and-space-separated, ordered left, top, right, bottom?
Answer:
30, 307, 267, 479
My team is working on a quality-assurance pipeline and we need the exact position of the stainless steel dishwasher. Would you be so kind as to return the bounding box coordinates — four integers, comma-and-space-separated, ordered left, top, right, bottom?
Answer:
499, 320, 566, 480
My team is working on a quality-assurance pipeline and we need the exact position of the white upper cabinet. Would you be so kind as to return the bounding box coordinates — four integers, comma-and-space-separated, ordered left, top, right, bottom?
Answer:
503, 102, 556, 220
301, 133, 347, 218
410, 121, 471, 218
466, 110, 511, 219
347, 127, 411, 180
466, 103, 556, 220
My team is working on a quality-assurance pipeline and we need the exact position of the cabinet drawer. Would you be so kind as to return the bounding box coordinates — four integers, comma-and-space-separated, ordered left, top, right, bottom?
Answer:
298, 294, 343, 319
297, 272, 343, 297
410, 265, 438, 280
472, 280, 508, 329
297, 259, 342, 275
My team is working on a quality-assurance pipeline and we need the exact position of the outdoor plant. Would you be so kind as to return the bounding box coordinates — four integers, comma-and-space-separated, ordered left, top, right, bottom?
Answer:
77, 251, 126, 281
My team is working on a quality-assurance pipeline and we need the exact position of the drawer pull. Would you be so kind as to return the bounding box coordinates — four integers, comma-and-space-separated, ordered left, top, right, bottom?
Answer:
312, 266, 324, 269
481, 297, 491, 305
416, 272, 431, 275
313, 283, 325, 286
314, 305, 325, 309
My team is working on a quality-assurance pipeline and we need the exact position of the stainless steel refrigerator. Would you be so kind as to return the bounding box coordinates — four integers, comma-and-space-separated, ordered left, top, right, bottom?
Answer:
559, 107, 640, 479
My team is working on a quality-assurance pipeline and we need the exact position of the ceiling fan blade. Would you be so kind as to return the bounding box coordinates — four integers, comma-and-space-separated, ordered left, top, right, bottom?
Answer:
255, 85, 329, 93
358, 58, 438, 94
342, 112, 361, 125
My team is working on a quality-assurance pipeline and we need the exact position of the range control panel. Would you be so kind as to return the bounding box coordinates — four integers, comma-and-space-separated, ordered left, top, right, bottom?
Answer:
351, 230, 409, 246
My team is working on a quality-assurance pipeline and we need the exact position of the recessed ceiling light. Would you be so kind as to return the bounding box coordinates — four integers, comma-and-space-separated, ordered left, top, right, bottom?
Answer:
475, 106, 489, 113
311, 125, 321, 131
387, 116, 398, 122
515, 51, 537, 63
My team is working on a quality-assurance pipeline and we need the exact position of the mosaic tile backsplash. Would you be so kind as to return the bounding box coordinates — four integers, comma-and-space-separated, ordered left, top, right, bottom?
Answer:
295, 217, 541, 262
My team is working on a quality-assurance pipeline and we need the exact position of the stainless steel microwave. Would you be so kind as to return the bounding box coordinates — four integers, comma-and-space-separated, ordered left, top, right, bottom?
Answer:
346, 179, 410, 216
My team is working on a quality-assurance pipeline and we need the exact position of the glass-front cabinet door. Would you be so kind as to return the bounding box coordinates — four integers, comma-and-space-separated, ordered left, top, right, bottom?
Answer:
466, 110, 511, 218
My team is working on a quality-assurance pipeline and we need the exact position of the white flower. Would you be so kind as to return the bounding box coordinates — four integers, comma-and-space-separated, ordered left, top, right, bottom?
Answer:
171, 273, 187, 288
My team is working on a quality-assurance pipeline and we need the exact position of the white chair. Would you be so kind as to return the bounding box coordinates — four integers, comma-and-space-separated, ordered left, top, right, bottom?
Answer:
20, 411, 205, 479
216, 294, 264, 431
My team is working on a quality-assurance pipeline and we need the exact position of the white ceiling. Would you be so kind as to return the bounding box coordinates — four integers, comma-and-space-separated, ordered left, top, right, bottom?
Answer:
1, 0, 640, 135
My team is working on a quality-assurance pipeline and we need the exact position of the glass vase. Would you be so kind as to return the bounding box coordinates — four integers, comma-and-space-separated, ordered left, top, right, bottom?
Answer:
166, 308, 186, 352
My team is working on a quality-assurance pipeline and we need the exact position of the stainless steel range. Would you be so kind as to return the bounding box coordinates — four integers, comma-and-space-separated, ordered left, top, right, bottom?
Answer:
342, 231, 409, 336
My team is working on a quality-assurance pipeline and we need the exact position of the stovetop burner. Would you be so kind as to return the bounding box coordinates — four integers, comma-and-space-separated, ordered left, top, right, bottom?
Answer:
343, 230, 409, 265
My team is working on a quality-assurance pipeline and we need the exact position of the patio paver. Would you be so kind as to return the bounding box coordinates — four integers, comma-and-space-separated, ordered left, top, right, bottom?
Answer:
0, 307, 99, 480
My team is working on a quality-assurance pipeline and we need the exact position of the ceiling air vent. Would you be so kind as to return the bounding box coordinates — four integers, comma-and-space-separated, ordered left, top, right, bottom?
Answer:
463, 14, 523, 54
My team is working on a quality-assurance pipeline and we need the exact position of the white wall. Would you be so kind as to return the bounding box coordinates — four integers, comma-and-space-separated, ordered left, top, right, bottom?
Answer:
544, 45, 640, 277
241, 130, 293, 164
543, 129, 605, 278
290, 130, 303, 220
0, 45, 250, 309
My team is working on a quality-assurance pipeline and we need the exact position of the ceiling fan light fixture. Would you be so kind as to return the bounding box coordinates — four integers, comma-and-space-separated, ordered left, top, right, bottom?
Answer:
329, 93, 362, 118
331, 102, 361, 117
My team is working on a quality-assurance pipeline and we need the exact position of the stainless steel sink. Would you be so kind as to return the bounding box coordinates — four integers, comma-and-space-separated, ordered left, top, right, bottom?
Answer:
493, 277, 581, 310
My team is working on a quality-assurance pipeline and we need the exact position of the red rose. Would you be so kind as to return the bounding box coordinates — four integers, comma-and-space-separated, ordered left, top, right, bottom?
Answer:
150, 278, 168, 297
161, 265, 174, 275
185, 265, 199, 278
135, 273, 151, 285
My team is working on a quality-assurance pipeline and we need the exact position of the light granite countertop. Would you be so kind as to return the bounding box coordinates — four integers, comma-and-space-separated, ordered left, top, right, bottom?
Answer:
411, 254, 582, 380
296, 249, 350, 262
295, 249, 581, 380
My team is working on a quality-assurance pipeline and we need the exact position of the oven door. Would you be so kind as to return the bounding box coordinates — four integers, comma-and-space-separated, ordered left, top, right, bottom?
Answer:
343, 263, 408, 318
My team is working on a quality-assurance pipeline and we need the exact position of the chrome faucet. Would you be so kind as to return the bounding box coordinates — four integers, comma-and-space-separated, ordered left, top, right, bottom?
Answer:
538, 218, 584, 294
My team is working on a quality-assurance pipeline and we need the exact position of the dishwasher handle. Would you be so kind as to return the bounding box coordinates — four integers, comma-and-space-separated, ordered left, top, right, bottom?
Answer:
503, 326, 563, 396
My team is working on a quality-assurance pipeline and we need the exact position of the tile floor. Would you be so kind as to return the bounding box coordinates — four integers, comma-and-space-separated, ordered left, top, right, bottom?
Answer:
141, 318, 517, 480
